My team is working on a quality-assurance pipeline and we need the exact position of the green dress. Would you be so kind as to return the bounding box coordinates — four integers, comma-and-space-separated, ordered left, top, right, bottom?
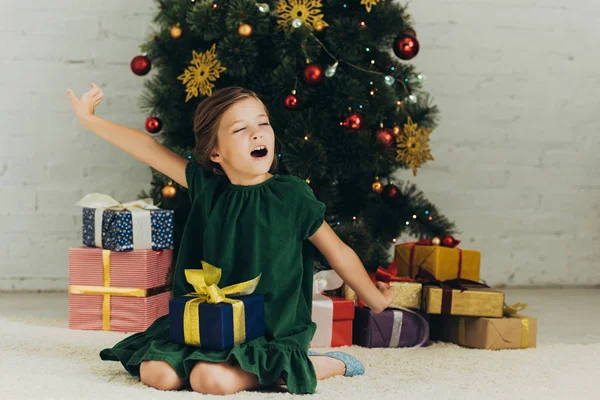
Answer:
100, 160, 326, 394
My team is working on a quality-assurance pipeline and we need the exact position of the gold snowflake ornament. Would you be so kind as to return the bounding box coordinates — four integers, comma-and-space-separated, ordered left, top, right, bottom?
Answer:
276, 0, 329, 31
361, 0, 385, 13
395, 116, 434, 176
177, 44, 226, 101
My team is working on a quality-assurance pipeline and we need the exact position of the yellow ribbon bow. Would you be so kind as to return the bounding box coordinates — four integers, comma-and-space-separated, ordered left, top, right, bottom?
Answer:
183, 261, 261, 347
503, 302, 531, 349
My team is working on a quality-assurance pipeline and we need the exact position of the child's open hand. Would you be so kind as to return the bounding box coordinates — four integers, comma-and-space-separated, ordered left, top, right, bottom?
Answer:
374, 281, 396, 314
66, 82, 103, 121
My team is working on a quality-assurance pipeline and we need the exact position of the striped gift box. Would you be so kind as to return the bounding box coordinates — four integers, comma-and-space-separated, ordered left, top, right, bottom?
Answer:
68, 246, 173, 332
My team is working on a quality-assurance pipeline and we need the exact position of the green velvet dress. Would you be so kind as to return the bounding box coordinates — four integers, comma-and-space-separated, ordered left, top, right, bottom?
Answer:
100, 160, 326, 394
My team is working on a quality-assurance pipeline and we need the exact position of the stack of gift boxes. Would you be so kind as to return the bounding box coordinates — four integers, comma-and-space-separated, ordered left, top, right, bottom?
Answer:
68, 193, 175, 333
310, 236, 537, 350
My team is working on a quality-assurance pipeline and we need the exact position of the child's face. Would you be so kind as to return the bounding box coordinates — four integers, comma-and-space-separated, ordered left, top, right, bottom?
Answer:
212, 97, 275, 183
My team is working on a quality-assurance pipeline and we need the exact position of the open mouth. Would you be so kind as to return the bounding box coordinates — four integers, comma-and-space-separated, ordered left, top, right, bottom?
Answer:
250, 146, 268, 158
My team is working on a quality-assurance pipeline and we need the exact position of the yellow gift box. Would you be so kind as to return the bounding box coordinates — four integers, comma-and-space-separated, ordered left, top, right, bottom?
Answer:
343, 282, 422, 310
395, 244, 480, 281
422, 285, 504, 318
438, 303, 537, 349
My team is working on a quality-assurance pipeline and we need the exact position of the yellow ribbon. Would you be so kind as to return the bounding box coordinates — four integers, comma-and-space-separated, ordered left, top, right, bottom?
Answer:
182, 261, 261, 347
504, 302, 530, 349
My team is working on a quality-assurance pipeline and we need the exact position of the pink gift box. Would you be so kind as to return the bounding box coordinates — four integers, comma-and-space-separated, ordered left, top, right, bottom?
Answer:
68, 246, 173, 332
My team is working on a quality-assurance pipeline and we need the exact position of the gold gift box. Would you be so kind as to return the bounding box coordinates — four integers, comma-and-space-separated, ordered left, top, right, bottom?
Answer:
395, 245, 481, 281
439, 315, 537, 349
422, 286, 504, 317
343, 282, 422, 310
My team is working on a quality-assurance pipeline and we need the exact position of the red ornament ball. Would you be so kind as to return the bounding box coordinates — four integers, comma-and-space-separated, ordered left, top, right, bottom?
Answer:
342, 113, 365, 130
131, 54, 151, 76
376, 128, 394, 148
303, 63, 324, 85
284, 94, 299, 109
145, 116, 162, 134
442, 235, 459, 247
393, 33, 420, 60
382, 184, 400, 202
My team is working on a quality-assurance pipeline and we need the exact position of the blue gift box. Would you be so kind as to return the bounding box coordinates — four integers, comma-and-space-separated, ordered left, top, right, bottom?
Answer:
169, 293, 265, 350
82, 207, 174, 251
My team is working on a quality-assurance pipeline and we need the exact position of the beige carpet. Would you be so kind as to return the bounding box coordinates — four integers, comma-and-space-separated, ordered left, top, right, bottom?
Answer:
1, 316, 597, 400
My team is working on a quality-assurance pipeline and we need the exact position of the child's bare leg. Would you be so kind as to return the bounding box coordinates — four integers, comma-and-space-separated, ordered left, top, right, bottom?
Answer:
189, 361, 264, 395
140, 360, 188, 391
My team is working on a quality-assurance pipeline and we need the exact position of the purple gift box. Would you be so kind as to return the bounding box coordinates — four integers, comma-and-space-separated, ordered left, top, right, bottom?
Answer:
352, 307, 430, 348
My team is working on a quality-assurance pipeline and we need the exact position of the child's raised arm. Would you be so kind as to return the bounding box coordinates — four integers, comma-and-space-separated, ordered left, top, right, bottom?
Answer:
66, 82, 189, 188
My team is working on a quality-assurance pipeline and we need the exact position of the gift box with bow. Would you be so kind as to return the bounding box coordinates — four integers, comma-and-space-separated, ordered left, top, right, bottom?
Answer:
353, 306, 430, 348
438, 302, 537, 350
419, 269, 504, 318
310, 270, 355, 348
76, 193, 174, 251
395, 236, 480, 282
68, 246, 172, 332
169, 261, 265, 350
343, 259, 422, 310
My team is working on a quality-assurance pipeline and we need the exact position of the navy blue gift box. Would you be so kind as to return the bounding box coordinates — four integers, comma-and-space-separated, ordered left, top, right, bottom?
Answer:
82, 207, 174, 251
169, 294, 265, 350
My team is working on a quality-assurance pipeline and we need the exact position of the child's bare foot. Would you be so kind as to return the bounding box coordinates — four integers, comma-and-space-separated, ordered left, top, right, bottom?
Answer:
309, 354, 346, 379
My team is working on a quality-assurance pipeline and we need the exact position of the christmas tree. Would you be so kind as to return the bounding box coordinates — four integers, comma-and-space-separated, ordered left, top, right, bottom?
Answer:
133, 0, 455, 271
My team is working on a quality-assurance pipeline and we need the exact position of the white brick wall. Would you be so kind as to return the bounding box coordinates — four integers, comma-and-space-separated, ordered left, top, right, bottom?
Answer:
1, 0, 598, 290
0, 0, 155, 290
394, 0, 600, 287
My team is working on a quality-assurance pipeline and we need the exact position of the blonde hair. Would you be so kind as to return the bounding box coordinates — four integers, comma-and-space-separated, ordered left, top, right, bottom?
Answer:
192, 86, 278, 176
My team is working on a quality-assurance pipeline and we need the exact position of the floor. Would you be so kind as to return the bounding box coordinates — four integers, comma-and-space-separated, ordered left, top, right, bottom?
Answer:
1, 288, 599, 344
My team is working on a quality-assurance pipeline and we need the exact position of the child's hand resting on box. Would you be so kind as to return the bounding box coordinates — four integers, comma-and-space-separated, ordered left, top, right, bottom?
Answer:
373, 281, 396, 313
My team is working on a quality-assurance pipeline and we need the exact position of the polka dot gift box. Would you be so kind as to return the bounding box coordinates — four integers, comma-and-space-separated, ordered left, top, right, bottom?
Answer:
76, 193, 174, 252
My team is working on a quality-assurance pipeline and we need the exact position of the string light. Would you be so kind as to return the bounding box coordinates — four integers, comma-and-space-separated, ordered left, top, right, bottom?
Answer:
352, 216, 357, 220
412, 214, 417, 219
392, 238, 397, 243
405, 221, 410, 225
360, 21, 366, 28
304, 135, 309, 140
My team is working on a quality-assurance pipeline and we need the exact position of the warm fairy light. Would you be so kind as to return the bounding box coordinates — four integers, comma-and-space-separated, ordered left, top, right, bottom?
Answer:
306, 178, 311, 184
392, 238, 397, 243
405, 221, 410, 225
360, 21, 366, 27
412, 214, 417, 219
352, 216, 357, 220
370, 90, 375, 95
428, 216, 433, 221
304, 135, 309, 140
370, 60, 375, 64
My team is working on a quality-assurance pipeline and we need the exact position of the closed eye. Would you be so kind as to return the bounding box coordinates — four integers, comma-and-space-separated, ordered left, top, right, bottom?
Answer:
234, 123, 269, 133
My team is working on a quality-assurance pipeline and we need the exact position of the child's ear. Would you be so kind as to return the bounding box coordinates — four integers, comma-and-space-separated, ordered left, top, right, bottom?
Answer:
210, 152, 222, 162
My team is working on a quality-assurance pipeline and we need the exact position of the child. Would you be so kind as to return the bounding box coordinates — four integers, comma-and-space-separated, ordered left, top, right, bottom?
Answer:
66, 83, 395, 395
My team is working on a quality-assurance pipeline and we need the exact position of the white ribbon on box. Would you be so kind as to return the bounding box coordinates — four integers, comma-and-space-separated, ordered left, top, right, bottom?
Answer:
310, 269, 344, 348
76, 193, 160, 250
